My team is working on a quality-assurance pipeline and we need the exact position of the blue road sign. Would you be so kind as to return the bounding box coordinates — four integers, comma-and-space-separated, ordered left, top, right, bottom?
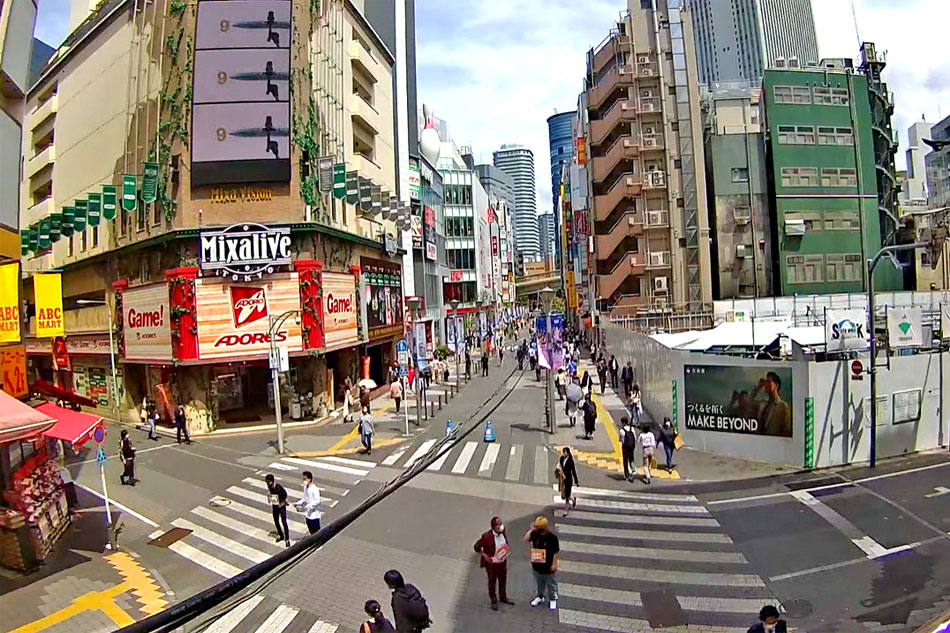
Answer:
396, 340, 408, 353
399, 366, 408, 377
96, 447, 107, 466
93, 425, 105, 444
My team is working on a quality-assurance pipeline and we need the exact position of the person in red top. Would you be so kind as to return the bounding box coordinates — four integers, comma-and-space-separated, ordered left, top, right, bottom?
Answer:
473, 516, 514, 610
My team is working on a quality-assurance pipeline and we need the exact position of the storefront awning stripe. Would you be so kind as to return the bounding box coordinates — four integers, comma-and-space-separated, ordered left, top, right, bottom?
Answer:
0, 391, 56, 444
37, 403, 102, 449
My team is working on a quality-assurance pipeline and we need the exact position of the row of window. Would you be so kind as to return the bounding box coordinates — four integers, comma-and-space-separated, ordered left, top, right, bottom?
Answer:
774, 85, 850, 106
781, 166, 858, 188
785, 210, 861, 232
777, 125, 854, 146
444, 184, 473, 206
445, 216, 474, 238
786, 253, 863, 284
447, 248, 476, 270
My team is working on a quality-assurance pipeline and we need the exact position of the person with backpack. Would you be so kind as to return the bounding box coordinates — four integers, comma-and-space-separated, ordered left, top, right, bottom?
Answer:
119, 430, 136, 486
638, 424, 657, 484
384, 570, 431, 633
619, 417, 637, 482
360, 600, 397, 633
659, 417, 677, 472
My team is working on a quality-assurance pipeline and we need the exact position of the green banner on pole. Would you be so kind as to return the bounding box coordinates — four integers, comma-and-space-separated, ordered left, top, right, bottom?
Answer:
21, 230, 29, 255
74, 199, 88, 231
28, 225, 38, 251
62, 207, 75, 237
38, 219, 51, 249
87, 193, 102, 227
50, 213, 62, 242
345, 171, 359, 205
142, 162, 159, 204
102, 185, 117, 220
121, 175, 137, 213
333, 163, 346, 200
804, 396, 815, 469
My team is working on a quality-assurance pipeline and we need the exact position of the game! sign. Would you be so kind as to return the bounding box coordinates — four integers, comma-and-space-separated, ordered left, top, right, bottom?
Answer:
122, 284, 173, 361
322, 272, 359, 350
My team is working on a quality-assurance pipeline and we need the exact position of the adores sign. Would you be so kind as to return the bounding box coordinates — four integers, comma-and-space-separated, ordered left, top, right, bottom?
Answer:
199, 223, 292, 281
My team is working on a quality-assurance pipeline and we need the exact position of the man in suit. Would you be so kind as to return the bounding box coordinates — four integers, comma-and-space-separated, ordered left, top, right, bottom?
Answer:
473, 516, 514, 610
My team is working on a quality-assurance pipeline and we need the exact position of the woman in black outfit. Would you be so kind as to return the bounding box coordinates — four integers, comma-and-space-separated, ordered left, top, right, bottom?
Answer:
559, 447, 579, 513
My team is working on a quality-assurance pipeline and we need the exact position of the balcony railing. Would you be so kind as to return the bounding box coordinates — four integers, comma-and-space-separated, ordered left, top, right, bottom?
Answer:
638, 96, 662, 113
27, 144, 55, 178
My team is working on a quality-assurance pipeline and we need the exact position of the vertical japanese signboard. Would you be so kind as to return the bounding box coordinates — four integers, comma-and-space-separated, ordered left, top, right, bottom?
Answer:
0, 263, 20, 343
34, 273, 65, 338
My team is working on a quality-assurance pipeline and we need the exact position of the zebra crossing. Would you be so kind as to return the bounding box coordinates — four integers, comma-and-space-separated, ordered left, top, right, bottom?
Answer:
377, 437, 556, 484
552, 486, 778, 633
196, 593, 338, 633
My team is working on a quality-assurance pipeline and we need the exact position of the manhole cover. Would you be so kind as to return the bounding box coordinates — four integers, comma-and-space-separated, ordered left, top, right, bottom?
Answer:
209, 496, 231, 507
782, 599, 813, 618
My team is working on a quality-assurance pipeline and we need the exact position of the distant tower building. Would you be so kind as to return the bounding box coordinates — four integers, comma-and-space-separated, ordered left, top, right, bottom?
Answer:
689, 0, 819, 84
904, 120, 932, 204
538, 212, 556, 262
493, 144, 540, 260
547, 111, 575, 266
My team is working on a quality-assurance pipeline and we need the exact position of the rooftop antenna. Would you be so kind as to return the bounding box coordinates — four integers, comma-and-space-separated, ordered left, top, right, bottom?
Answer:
851, 1, 861, 52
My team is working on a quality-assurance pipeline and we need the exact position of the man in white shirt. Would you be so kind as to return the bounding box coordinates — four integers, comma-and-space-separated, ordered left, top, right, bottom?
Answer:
638, 427, 657, 484
299, 471, 322, 534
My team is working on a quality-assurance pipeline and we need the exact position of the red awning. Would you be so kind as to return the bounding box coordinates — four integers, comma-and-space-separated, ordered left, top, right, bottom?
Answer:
0, 391, 56, 444
37, 403, 103, 449
32, 379, 98, 407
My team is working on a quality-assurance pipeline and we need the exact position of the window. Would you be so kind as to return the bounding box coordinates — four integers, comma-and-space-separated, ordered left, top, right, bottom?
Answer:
153, 200, 162, 226
824, 211, 860, 231
785, 211, 822, 232
136, 197, 145, 231
831, 88, 849, 106
814, 86, 849, 106
92, 224, 99, 248
818, 127, 854, 146
781, 167, 819, 187
778, 125, 815, 144
774, 85, 810, 104
80, 227, 88, 252
731, 167, 749, 182
813, 86, 832, 105
821, 167, 858, 187
444, 184, 472, 206
786, 254, 825, 284
818, 126, 836, 145
826, 253, 863, 282
68, 234, 74, 257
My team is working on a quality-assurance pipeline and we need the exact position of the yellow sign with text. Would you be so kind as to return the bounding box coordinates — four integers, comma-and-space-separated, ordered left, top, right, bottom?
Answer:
566, 271, 577, 311
34, 273, 65, 338
0, 263, 20, 343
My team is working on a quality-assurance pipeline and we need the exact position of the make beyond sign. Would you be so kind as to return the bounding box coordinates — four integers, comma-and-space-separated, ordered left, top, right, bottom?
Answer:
684, 365, 793, 437
200, 223, 291, 281
192, 0, 291, 186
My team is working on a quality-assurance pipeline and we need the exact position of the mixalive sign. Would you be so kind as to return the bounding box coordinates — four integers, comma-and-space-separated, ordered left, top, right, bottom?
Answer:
824, 309, 868, 352
199, 223, 292, 281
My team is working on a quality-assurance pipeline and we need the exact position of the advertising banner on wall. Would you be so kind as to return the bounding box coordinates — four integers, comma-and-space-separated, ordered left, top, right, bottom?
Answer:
0, 345, 28, 398
194, 273, 303, 360
887, 306, 923, 348
360, 258, 403, 341
0, 263, 20, 343
824, 309, 868, 352
322, 272, 359, 351
684, 364, 793, 437
122, 284, 173, 362
34, 273, 64, 338
423, 206, 437, 261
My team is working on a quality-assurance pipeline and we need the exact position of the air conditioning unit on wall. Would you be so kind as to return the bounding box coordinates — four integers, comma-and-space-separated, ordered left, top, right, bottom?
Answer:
654, 276, 669, 292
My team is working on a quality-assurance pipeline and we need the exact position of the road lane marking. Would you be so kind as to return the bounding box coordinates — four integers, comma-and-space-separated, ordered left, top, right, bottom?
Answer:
427, 441, 456, 471
559, 537, 747, 563
558, 583, 767, 614
217, 499, 308, 534
282, 456, 368, 477
451, 442, 478, 474
559, 608, 746, 633
381, 446, 408, 466
557, 522, 732, 543
243, 476, 347, 499
205, 594, 265, 632
403, 439, 437, 468
252, 604, 298, 633
534, 446, 548, 484
227, 485, 337, 509
172, 518, 269, 564
558, 559, 766, 587
190, 506, 283, 550
166, 537, 243, 579
320, 455, 377, 468
560, 484, 699, 503
925, 486, 950, 498
560, 496, 710, 515
563, 509, 720, 527
505, 445, 523, 481
478, 443, 500, 477
75, 482, 159, 527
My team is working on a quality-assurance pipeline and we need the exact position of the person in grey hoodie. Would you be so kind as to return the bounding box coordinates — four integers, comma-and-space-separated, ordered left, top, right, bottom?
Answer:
360, 405, 375, 455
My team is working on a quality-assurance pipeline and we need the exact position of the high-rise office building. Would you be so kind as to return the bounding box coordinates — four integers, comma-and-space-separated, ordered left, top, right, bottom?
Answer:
538, 212, 556, 261
547, 111, 574, 266
904, 120, 932, 205
689, 0, 819, 84
493, 144, 540, 261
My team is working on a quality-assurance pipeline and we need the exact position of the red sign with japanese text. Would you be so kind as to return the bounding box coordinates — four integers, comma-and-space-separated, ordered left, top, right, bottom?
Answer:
1, 345, 28, 399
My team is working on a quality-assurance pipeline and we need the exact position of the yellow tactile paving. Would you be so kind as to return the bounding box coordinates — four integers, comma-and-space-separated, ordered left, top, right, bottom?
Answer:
105, 552, 169, 615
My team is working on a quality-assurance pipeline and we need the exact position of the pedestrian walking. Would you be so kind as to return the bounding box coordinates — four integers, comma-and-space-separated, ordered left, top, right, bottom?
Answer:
343, 377, 355, 423
175, 405, 191, 444
630, 384, 642, 424
298, 471, 322, 534
265, 474, 290, 547
557, 447, 578, 514
579, 370, 592, 397
619, 417, 637, 482
596, 359, 608, 394
407, 365, 416, 390
516, 344, 525, 370
481, 351, 489, 377
360, 406, 375, 454
523, 517, 559, 610
360, 600, 397, 633
390, 378, 403, 413
621, 361, 633, 397
747, 605, 787, 633
384, 570, 431, 633
139, 396, 151, 437
474, 516, 514, 610
659, 417, 677, 472
360, 384, 371, 413
465, 352, 472, 379
581, 396, 597, 440
119, 430, 136, 486
555, 368, 566, 400
638, 424, 657, 484
422, 364, 432, 389
609, 355, 619, 389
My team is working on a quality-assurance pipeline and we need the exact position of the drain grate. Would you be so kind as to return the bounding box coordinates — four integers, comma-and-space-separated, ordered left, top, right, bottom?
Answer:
148, 527, 192, 548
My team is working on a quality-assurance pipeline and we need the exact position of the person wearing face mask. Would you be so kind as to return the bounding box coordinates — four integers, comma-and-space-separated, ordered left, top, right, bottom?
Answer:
523, 516, 560, 610
747, 605, 787, 633
473, 516, 514, 610
297, 471, 322, 534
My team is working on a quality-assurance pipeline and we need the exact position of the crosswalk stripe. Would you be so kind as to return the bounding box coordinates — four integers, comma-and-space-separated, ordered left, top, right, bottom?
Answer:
404, 439, 437, 467
222, 499, 309, 534
252, 603, 299, 633
562, 496, 709, 515
167, 538, 243, 579
534, 446, 548, 484
504, 445, 522, 481
564, 509, 720, 527
172, 518, 270, 564
307, 621, 339, 633
320, 455, 377, 468
190, 506, 284, 550
558, 559, 766, 587
205, 594, 266, 632
381, 446, 408, 466
268, 462, 297, 471
559, 538, 747, 563
451, 442, 478, 474
560, 484, 699, 503
557, 523, 732, 544
256, 474, 349, 498
282, 456, 368, 477
228, 485, 338, 510
478, 443, 500, 477
244, 478, 303, 500
558, 583, 768, 614
427, 441, 456, 471
559, 608, 745, 633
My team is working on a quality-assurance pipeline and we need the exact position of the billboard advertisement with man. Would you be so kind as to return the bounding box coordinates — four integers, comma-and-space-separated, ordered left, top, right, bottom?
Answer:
684, 365, 793, 437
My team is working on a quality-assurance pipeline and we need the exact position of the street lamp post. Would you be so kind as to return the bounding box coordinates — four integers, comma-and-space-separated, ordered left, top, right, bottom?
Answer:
450, 299, 460, 388
77, 299, 119, 424
407, 297, 423, 427
539, 286, 555, 434
268, 310, 300, 455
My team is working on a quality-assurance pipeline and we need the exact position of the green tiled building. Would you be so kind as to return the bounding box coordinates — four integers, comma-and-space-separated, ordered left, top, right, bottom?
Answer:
763, 65, 902, 295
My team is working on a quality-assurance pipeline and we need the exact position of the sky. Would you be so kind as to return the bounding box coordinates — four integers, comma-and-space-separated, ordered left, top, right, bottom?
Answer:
35, 0, 950, 213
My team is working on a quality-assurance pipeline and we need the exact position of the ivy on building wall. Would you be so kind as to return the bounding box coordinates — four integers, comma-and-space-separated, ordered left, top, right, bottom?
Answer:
291, 2, 324, 220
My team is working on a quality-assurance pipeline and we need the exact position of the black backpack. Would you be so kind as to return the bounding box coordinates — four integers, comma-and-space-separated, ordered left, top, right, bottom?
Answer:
403, 587, 431, 630
622, 427, 636, 451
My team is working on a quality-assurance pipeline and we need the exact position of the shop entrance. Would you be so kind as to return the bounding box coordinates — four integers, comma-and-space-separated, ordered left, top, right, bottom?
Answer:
213, 363, 272, 423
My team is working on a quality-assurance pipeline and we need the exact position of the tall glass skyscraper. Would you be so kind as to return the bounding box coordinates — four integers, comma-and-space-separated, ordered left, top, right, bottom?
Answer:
494, 144, 540, 261
547, 111, 575, 266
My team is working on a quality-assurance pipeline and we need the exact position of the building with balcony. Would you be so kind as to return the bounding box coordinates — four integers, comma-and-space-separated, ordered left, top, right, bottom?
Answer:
702, 85, 773, 299
688, 0, 819, 84
493, 144, 540, 261
762, 60, 901, 295
18, 0, 407, 428
581, 1, 712, 317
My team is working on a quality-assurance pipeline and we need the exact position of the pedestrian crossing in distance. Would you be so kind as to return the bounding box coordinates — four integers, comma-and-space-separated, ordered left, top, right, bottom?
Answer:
378, 438, 555, 484
194, 593, 338, 633
552, 487, 778, 633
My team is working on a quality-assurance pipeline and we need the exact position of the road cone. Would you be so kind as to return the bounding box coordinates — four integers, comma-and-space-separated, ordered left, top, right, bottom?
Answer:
483, 420, 496, 442
446, 420, 454, 436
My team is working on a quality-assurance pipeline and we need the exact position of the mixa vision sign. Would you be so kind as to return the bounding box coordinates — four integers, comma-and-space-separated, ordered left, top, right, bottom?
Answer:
200, 223, 292, 281
684, 364, 793, 438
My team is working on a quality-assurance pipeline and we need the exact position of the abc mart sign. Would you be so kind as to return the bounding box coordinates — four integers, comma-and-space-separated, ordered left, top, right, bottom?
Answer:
200, 223, 292, 281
